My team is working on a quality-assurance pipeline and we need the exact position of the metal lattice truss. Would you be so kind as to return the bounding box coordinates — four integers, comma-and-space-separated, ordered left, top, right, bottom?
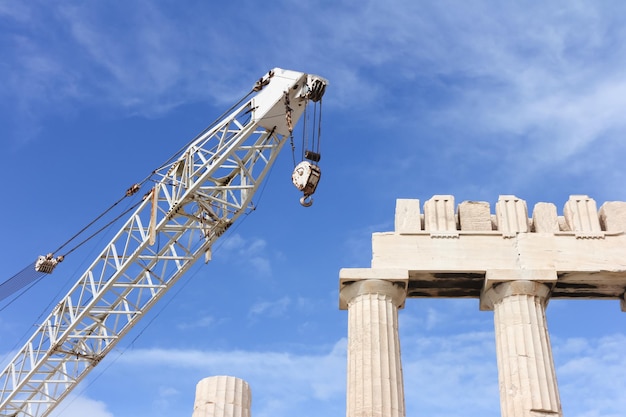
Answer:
0, 68, 327, 417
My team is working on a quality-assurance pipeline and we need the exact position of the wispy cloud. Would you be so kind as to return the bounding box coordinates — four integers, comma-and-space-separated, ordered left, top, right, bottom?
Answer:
105, 328, 626, 417
402, 331, 500, 415
0, 3, 31, 22
49, 394, 114, 417
116, 339, 347, 417
5, 0, 626, 186
58, 3, 194, 113
0, 1, 280, 144
215, 233, 272, 277
2, 2, 625, 417
394, 298, 626, 416
249, 296, 291, 318
310, 0, 626, 197
556, 333, 626, 417
176, 315, 217, 330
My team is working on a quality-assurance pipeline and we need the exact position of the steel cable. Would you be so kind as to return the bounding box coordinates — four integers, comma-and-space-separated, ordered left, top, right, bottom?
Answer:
0, 86, 257, 307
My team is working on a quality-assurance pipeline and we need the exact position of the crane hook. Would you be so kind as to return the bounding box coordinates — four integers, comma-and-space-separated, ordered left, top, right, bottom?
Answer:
292, 161, 321, 208
300, 195, 314, 207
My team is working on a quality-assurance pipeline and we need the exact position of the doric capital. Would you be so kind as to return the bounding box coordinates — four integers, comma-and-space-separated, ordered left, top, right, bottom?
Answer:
339, 268, 408, 310
340, 279, 407, 310
481, 280, 552, 311
479, 270, 557, 311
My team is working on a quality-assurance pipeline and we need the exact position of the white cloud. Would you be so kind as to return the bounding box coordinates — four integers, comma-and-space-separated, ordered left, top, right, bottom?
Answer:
151, 385, 181, 413
400, 330, 626, 417
114, 339, 347, 417
0, 4, 30, 22
2, 2, 626, 417
215, 233, 272, 277
6, 326, 620, 417
402, 331, 500, 416
249, 296, 291, 318
176, 315, 216, 330
59, 2, 191, 113
4, 0, 626, 186
556, 334, 626, 417
299, 0, 626, 195
49, 394, 114, 417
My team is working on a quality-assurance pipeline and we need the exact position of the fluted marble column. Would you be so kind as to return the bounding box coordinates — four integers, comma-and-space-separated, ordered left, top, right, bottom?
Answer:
192, 376, 251, 417
340, 279, 407, 417
483, 281, 562, 417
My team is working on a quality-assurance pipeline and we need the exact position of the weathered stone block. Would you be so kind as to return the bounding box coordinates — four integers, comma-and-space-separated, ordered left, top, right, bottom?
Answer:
599, 201, 626, 233
395, 199, 421, 233
458, 201, 492, 231
532, 202, 559, 233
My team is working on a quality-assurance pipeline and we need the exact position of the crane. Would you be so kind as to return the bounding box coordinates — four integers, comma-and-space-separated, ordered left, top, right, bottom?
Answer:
0, 68, 328, 417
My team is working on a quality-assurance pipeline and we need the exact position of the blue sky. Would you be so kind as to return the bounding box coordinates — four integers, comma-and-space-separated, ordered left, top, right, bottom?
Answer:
1, 1, 626, 416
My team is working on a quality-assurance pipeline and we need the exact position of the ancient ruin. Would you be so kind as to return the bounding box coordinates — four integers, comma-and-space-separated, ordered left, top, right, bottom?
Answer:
192, 376, 251, 417
339, 195, 626, 417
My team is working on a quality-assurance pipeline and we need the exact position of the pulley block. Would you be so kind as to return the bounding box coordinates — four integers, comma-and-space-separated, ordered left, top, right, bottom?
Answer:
292, 161, 321, 207
34, 253, 64, 274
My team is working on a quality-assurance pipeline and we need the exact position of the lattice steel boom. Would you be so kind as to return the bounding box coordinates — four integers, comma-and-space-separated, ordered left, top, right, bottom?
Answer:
0, 68, 327, 417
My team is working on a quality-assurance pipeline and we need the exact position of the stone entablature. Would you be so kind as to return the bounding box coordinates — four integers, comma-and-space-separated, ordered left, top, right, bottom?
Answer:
339, 194, 626, 417
395, 194, 625, 236
341, 195, 626, 311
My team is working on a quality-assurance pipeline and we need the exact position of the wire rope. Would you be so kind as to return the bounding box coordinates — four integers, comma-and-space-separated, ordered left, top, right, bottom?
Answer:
0, 263, 44, 307
0, 88, 259, 333
50, 88, 257, 261
51, 194, 129, 256
0, 77, 293, 417
48, 187, 267, 415
149, 89, 256, 176
60, 200, 143, 258
316, 99, 323, 155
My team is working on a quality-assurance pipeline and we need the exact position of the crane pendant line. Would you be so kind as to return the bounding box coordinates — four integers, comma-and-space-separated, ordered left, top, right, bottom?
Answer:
0, 68, 327, 417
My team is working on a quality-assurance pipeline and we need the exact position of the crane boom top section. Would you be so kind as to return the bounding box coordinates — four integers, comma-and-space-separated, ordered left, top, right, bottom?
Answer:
252, 69, 325, 136
0, 68, 327, 417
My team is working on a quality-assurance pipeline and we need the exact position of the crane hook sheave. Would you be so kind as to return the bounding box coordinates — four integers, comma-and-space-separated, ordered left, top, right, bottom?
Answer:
306, 77, 327, 102
292, 160, 321, 207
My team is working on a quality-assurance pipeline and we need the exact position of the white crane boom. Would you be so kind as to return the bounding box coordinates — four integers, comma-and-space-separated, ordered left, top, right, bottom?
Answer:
0, 68, 327, 417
